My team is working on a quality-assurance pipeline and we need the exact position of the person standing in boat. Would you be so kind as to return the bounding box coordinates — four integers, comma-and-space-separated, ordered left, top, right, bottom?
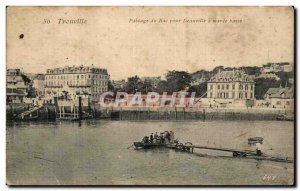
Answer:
160, 133, 165, 144
165, 131, 171, 144
255, 142, 262, 156
154, 132, 158, 143
150, 133, 154, 143
170, 131, 175, 143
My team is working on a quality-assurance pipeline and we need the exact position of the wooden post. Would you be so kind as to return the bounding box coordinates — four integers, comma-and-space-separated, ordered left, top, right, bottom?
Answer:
148, 108, 150, 120
175, 107, 177, 120
120, 107, 122, 120
183, 108, 186, 120
78, 96, 82, 120
46, 106, 49, 120
203, 108, 206, 122
59, 106, 62, 118
62, 106, 65, 118
73, 105, 76, 119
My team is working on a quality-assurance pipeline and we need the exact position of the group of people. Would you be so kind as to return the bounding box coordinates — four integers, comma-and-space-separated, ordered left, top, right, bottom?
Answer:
142, 131, 175, 144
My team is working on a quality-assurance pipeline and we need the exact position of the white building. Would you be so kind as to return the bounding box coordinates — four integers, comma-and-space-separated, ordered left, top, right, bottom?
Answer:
32, 74, 45, 96
207, 70, 255, 107
264, 87, 294, 110
283, 64, 293, 72
45, 65, 109, 102
6, 69, 28, 103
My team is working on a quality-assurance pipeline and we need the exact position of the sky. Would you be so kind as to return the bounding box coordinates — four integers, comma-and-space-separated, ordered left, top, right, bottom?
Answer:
7, 6, 294, 80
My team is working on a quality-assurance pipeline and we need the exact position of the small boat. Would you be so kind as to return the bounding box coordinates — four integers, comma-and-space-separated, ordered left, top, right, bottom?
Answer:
248, 137, 263, 145
133, 142, 168, 149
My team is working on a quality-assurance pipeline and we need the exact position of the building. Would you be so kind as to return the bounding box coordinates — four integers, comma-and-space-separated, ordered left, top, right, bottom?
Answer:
190, 77, 207, 86
263, 87, 294, 110
45, 65, 109, 102
6, 69, 28, 103
141, 76, 161, 89
261, 63, 292, 74
32, 74, 45, 96
255, 73, 280, 81
111, 80, 126, 90
207, 70, 255, 107
283, 63, 293, 72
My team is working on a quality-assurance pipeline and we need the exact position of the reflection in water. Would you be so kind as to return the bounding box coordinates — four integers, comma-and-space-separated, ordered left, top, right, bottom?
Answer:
6, 120, 294, 185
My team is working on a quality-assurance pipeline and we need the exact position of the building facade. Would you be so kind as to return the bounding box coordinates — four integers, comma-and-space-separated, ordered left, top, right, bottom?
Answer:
6, 69, 28, 103
207, 70, 255, 103
45, 65, 109, 102
263, 87, 294, 110
141, 77, 161, 89
32, 74, 45, 96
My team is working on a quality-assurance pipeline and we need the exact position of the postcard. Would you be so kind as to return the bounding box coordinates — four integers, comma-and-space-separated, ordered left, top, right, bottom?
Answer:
6, 6, 294, 186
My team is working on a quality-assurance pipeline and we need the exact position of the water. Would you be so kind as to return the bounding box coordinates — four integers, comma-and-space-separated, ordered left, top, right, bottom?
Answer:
6, 120, 294, 185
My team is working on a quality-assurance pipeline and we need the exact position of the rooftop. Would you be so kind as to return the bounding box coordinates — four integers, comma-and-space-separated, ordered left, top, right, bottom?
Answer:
264, 87, 293, 99
209, 70, 254, 83
46, 65, 108, 75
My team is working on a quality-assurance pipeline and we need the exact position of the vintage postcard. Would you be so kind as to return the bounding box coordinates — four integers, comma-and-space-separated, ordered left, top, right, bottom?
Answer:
6, 6, 294, 186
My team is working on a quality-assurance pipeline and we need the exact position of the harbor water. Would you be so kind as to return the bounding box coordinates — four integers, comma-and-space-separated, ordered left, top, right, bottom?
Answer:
6, 120, 294, 185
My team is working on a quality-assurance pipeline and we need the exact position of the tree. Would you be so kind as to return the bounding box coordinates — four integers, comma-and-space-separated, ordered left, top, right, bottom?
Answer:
157, 80, 168, 94
212, 66, 225, 75
165, 71, 192, 92
240, 66, 261, 76
254, 78, 281, 99
187, 83, 207, 97
125, 75, 142, 93
140, 80, 153, 94
107, 80, 115, 91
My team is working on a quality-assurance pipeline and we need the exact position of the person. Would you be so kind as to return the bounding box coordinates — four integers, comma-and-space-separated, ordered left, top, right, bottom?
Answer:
150, 133, 154, 143
170, 131, 175, 143
160, 133, 164, 144
165, 131, 170, 144
256, 142, 262, 156
154, 132, 158, 143
142, 136, 149, 143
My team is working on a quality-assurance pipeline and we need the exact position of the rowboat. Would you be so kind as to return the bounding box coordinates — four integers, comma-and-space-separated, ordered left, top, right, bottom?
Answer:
133, 142, 177, 149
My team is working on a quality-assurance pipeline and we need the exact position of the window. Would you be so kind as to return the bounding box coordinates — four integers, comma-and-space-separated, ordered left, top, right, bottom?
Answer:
210, 92, 212, 98
222, 84, 224, 90
218, 85, 220, 89
232, 84, 235, 90
226, 84, 229, 89
226, 93, 229, 98
239, 85, 243, 90
245, 92, 247, 98
210, 84, 213, 90
276, 101, 281, 105
251, 85, 253, 90
286, 101, 290, 105
250, 93, 253, 99
232, 92, 235, 99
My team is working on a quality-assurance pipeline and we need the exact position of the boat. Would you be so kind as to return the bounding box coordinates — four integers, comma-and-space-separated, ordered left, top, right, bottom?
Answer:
130, 132, 293, 163
133, 142, 168, 149
248, 137, 263, 145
